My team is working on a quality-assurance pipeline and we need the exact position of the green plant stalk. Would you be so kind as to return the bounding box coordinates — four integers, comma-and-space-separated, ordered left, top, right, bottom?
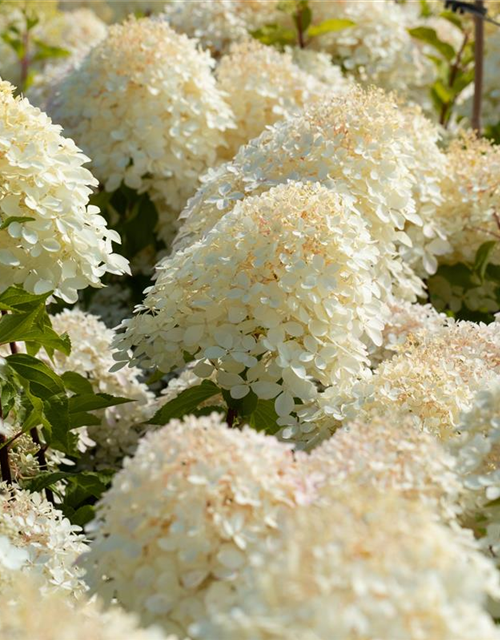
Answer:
440, 31, 469, 127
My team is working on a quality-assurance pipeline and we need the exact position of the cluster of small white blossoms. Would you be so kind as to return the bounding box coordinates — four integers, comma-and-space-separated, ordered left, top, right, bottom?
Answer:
303, 415, 463, 522
309, 0, 434, 102
288, 47, 353, 90
216, 41, 338, 160
48, 309, 155, 466
114, 182, 387, 436
59, 0, 113, 23
367, 298, 447, 367
35, 7, 107, 55
46, 17, 235, 245
0, 570, 169, 640
0, 483, 87, 595
80, 414, 316, 636
435, 134, 500, 265
161, 0, 281, 56
191, 486, 500, 640
340, 320, 500, 441
175, 87, 447, 298
449, 383, 500, 560
0, 81, 129, 302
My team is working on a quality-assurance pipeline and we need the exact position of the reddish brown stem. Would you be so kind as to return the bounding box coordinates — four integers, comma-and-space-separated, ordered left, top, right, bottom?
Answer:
226, 408, 237, 428
30, 427, 54, 503
0, 400, 12, 485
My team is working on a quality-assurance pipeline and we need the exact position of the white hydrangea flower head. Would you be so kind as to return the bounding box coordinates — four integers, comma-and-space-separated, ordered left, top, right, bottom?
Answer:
305, 415, 463, 522
35, 8, 107, 55
47, 308, 155, 466
343, 320, 500, 441
161, 0, 281, 55
191, 486, 500, 640
0, 483, 88, 595
80, 413, 316, 636
216, 40, 339, 160
288, 47, 353, 90
46, 17, 234, 245
436, 134, 500, 265
175, 87, 446, 297
309, 0, 435, 101
367, 298, 447, 367
449, 382, 500, 563
114, 182, 388, 437
0, 570, 170, 640
0, 81, 129, 302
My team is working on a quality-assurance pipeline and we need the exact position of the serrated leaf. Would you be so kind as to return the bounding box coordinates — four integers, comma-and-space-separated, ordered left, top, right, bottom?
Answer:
0, 216, 35, 231
61, 371, 94, 395
68, 393, 133, 414
7, 353, 65, 398
43, 393, 75, 455
408, 26, 456, 61
0, 286, 50, 312
149, 380, 220, 425
307, 18, 355, 37
0, 306, 42, 345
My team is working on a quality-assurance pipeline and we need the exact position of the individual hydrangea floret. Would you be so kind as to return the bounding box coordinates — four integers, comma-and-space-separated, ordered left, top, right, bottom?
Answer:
216, 40, 339, 159
80, 413, 315, 636
47, 309, 156, 466
0, 570, 169, 640
46, 17, 235, 245
340, 320, 500, 441
0, 483, 88, 595
175, 87, 447, 297
114, 182, 388, 436
0, 81, 129, 302
191, 486, 500, 640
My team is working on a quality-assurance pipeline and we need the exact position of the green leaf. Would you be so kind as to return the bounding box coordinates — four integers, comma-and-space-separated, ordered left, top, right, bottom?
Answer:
149, 380, 220, 425
307, 18, 355, 37
43, 393, 75, 455
7, 353, 65, 398
69, 505, 95, 527
0, 306, 43, 345
432, 79, 453, 104
408, 27, 456, 61
248, 399, 280, 435
24, 471, 72, 493
0, 216, 35, 231
68, 393, 133, 414
295, 5, 312, 33
474, 241, 498, 281
439, 9, 463, 29
69, 412, 102, 428
0, 286, 50, 312
31, 40, 70, 62
61, 371, 94, 395
250, 23, 296, 47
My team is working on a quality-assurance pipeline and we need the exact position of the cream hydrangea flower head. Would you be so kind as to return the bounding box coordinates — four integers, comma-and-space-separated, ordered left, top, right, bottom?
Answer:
288, 47, 353, 89
309, 0, 434, 101
436, 134, 500, 265
304, 415, 463, 522
449, 383, 500, 562
191, 486, 500, 640
80, 413, 315, 636
367, 298, 447, 367
46, 16, 234, 245
114, 182, 388, 434
0, 483, 88, 595
161, 0, 281, 55
216, 40, 345, 160
341, 320, 500, 441
0, 81, 129, 302
175, 87, 446, 297
0, 570, 170, 640
46, 309, 156, 466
